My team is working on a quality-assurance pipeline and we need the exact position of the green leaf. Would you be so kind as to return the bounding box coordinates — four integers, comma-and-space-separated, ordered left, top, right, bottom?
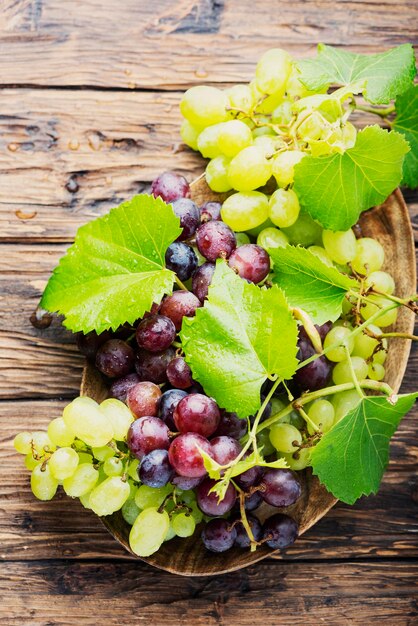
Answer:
181, 261, 298, 418
41, 195, 182, 333
293, 125, 410, 231
394, 84, 418, 189
311, 393, 417, 504
269, 246, 357, 324
297, 43, 416, 104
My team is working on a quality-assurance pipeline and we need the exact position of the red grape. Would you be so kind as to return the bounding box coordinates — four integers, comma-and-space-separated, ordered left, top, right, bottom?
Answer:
166, 357, 193, 389
214, 411, 247, 439
138, 449, 174, 488
127, 416, 170, 459
262, 513, 298, 549
196, 221, 236, 262
210, 436, 241, 465
196, 478, 237, 516
135, 315, 176, 353
151, 171, 190, 203
76, 330, 111, 360
109, 372, 140, 403
174, 393, 221, 437
127, 381, 162, 418
168, 432, 212, 478
201, 518, 237, 553
259, 469, 301, 507
95, 339, 135, 378
160, 291, 200, 331
171, 475, 203, 490
172, 198, 200, 241
135, 347, 175, 384
192, 262, 215, 302
200, 201, 222, 222
228, 244, 270, 283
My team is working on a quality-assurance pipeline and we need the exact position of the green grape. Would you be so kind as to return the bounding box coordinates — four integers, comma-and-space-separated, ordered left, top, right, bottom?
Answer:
177, 489, 196, 504
79, 491, 92, 509
63, 396, 114, 448
246, 217, 274, 237
227, 146, 272, 191
127, 458, 140, 481
63, 463, 99, 497
100, 398, 134, 441
269, 422, 302, 453
13, 431, 33, 455
257, 226, 289, 251
92, 445, 114, 462
225, 84, 255, 114
122, 498, 141, 526
188, 500, 204, 524
352, 324, 387, 360
31, 464, 59, 501
89, 476, 130, 516
282, 211, 322, 246
256, 428, 276, 456
352, 237, 385, 275
322, 229, 357, 265
25, 453, 40, 471
164, 524, 177, 542
323, 325, 355, 362
332, 390, 362, 423
180, 86, 229, 127
307, 399, 335, 435
270, 396, 288, 416
103, 456, 124, 477
271, 100, 293, 125
47, 417, 75, 447
308, 245, 333, 267
171, 512, 196, 538
205, 155, 232, 192
282, 448, 311, 470
342, 293, 356, 315
180, 119, 200, 151
135, 484, 172, 510
373, 348, 388, 366
361, 295, 398, 328
332, 356, 368, 385
218, 120, 253, 157
252, 122, 274, 137
197, 123, 224, 158
48, 447, 79, 480
235, 232, 251, 246
269, 188, 300, 228
129, 508, 170, 557
221, 191, 269, 231
297, 111, 326, 142
272, 150, 305, 188
364, 271, 395, 295
32, 431, 55, 456
255, 90, 287, 115
368, 362, 385, 381
255, 48, 292, 95
253, 134, 281, 158
286, 67, 322, 99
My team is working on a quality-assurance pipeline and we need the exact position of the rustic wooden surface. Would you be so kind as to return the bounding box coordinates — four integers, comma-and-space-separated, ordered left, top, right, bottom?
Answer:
0, 0, 417, 623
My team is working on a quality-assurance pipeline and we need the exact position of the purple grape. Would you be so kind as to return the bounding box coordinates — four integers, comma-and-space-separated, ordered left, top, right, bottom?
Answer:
195, 221, 236, 262
294, 331, 333, 392
234, 515, 263, 548
210, 436, 241, 465
158, 389, 188, 430
136, 315, 176, 353
228, 244, 270, 284
196, 478, 237, 516
171, 475, 203, 490
151, 171, 190, 203
259, 469, 301, 507
109, 372, 140, 403
244, 490, 263, 511
172, 198, 200, 241
138, 449, 174, 488
160, 291, 200, 331
200, 201, 222, 222
201, 518, 237, 553
127, 381, 162, 418
95, 339, 135, 378
214, 411, 247, 439
165, 242, 198, 281
192, 262, 216, 302
235, 462, 263, 491
135, 347, 175, 384
174, 393, 221, 437
168, 432, 212, 478
166, 357, 193, 389
127, 416, 170, 459
76, 330, 111, 360
262, 513, 298, 549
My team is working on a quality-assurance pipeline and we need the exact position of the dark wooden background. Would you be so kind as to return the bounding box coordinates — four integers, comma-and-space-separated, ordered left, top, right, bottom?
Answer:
0, 1, 417, 624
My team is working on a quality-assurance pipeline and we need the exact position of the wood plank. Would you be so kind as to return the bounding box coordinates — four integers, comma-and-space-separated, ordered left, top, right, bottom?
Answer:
0, 560, 417, 625
0, 0, 417, 89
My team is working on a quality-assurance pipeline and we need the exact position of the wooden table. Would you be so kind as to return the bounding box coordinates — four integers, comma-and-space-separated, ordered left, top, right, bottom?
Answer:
0, 2, 417, 624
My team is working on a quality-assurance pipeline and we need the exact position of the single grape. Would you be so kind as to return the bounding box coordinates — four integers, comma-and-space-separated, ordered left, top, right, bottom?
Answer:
47, 417, 75, 447
89, 476, 131, 516
234, 515, 263, 548
180, 86, 229, 127
165, 241, 198, 282
135, 315, 176, 353
323, 325, 355, 362
282, 212, 322, 247
282, 448, 312, 471
332, 390, 362, 423
307, 399, 335, 435
259, 468, 301, 507
243, 490, 264, 511
76, 330, 111, 360
127, 458, 139, 481
225, 84, 255, 114
158, 388, 188, 429
205, 155, 233, 192
297, 111, 325, 142
255, 48, 292, 95
127, 416, 170, 459
139, 449, 174, 488
31, 464, 59, 501
221, 191, 269, 232
352, 237, 385, 275
218, 120, 253, 157
63, 397, 114, 448
322, 229, 357, 265
201, 518, 237, 553
151, 171, 190, 203
256, 428, 276, 456
127, 381, 162, 418
109, 373, 141, 403
129, 507, 170, 557
360, 295, 398, 327
235, 462, 263, 490
308, 245, 333, 267
13, 431, 33, 455
100, 398, 134, 441
160, 291, 201, 331
180, 119, 200, 151
269, 423, 302, 454
92, 445, 114, 462
272, 150, 305, 188
253, 134, 282, 158
294, 346, 333, 392
122, 498, 141, 526
63, 463, 99, 498
171, 512, 196, 538
257, 226, 289, 251
171, 198, 200, 241
235, 232, 251, 246
197, 123, 224, 159
364, 271, 395, 295
271, 100, 293, 125
227, 146, 272, 191
192, 262, 216, 302
48, 447, 79, 480
262, 513, 298, 549
166, 357, 193, 389
214, 411, 247, 439
210, 436, 242, 465
269, 188, 300, 228
95, 339, 135, 378
332, 356, 368, 385
172, 475, 203, 490
135, 484, 172, 509
168, 432, 212, 478
368, 362, 385, 381
174, 393, 221, 437
200, 201, 222, 223
103, 456, 124, 477
228, 243, 270, 283
135, 347, 176, 384
195, 221, 237, 262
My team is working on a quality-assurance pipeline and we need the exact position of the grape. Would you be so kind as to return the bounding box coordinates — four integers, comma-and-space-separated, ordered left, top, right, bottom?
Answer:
364, 271, 395, 295
122, 498, 141, 526
243, 490, 263, 511
269, 423, 302, 453
322, 229, 357, 265
218, 120, 253, 157
139, 449, 174, 488
234, 515, 263, 548
135, 315, 176, 353
95, 339, 135, 378
197, 123, 224, 158
103, 457, 124, 477
227, 146, 272, 191
127, 381, 162, 418
166, 357, 193, 389
294, 353, 333, 392
210, 436, 241, 465
214, 411, 247, 439
257, 227, 289, 251
306, 399, 335, 434
31, 464, 59, 501
171, 512, 196, 538
135, 347, 176, 383
174, 393, 221, 437
323, 325, 355, 362
47, 417, 75, 447
151, 171, 190, 203
205, 155, 233, 192
201, 518, 237, 553
297, 111, 325, 142
196, 221, 236, 262
158, 388, 188, 429
272, 150, 305, 188
89, 476, 130, 516
332, 390, 362, 422
235, 462, 263, 490
228, 244, 270, 284
282, 448, 311, 471
180, 119, 200, 151
200, 202, 222, 224
192, 262, 215, 302
255, 48, 292, 95
172, 476, 202, 491
368, 362, 385, 381
129, 507, 170, 557
100, 398, 134, 441
226, 84, 255, 114
269, 188, 300, 228
48, 447, 79, 480
361, 295, 398, 327
171, 198, 200, 241
282, 212, 322, 246
76, 330, 111, 360
63, 397, 114, 448
127, 416, 170, 459
262, 513, 298, 549
256, 429, 275, 456
253, 135, 281, 158
259, 469, 301, 507
13, 431, 33, 455
221, 191, 269, 232
332, 356, 368, 385
168, 432, 212, 478
352, 238, 385, 275
166, 242, 199, 283
25, 454, 39, 471
235, 232, 251, 247
109, 373, 141, 403
92, 445, 114, 462
127, 458, 139, 480
308, 245, 333, 267
271, 100, 293, 125
135, 484, 172, 509
180, 86, 229, 127
254, 89, 286, 115
160, 291, 201, 331
63, 463, 99, 497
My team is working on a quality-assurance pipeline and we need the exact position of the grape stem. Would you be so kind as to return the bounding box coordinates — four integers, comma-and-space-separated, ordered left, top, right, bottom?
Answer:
344, 344, 365, 398
378, 332, 418, 341
296, 406, 319, 432
292, 307, 323, 353
355, 103, 396, 118
232, 480, 257, 552
174, 275, 189, 291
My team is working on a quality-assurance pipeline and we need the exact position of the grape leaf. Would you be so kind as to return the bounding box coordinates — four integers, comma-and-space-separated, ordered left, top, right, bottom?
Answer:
181, 261, 298, 418
297, 43, 416, 104
394, 84, 418, 189
310, 393, 417, 504
41, 195, 182, 333
293, 125, 410, 231
269, 246, 357, 324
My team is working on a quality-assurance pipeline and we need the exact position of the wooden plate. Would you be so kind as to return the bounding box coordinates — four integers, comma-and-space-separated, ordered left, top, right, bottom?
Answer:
80, 180, 416, 576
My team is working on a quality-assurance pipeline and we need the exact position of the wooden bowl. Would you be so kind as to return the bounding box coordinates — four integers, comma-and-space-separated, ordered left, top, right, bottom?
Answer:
81, 180, 416, 576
